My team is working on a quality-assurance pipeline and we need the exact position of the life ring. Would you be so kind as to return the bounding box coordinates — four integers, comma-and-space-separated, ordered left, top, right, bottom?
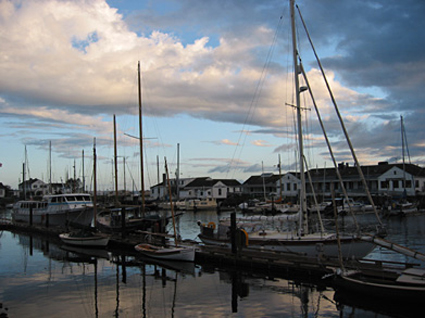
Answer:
207, 221, 216, 230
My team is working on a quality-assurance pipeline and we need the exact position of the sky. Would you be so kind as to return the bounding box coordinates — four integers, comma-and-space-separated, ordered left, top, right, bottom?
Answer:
0, 0, 424, 192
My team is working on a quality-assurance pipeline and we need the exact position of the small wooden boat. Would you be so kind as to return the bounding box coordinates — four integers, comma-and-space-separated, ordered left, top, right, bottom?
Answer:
59, 230, 110, 247
135, 243, 195, 262
135, 157, 195, 262
332, 267, 425, 304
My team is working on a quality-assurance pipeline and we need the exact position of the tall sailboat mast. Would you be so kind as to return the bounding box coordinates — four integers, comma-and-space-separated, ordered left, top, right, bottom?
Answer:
290, 0, 308, 234
138, 61, 146, 215
49, 141, 52, 194
93, 137, 97, 225
113, 114, 119, 205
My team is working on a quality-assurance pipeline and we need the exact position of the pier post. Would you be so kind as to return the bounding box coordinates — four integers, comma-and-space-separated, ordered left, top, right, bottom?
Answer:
231, 212, 237, 254
121, 207, 126, 239
29, 205, 33, 226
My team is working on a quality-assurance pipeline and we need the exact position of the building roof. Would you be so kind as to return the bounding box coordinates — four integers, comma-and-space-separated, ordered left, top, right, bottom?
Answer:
308, 162, 425, 181
243, 174, 282, 186
185, 177, 241, 188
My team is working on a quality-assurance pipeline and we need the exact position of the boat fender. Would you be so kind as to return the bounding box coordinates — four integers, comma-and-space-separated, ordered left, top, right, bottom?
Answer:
240, 228, 249, 247
207, 221, 216, 230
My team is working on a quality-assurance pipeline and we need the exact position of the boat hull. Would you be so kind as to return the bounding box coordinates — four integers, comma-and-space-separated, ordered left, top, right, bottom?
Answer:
135, 243, 195, 262
59, 233, 110, 247
333, 269, 425, 304
96, 211, 164, 233
198, 233, 375, 259
12, 207, 93, 227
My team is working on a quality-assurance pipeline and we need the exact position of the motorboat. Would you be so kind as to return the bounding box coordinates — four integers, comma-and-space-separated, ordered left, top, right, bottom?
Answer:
12, 193, 94, 227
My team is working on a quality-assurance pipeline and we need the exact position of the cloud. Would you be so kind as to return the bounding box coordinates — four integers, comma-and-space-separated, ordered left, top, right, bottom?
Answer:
251, 139, 272, 147
1, 0, 424, 189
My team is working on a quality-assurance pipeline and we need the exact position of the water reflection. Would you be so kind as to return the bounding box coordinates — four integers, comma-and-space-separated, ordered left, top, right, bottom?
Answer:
0, 231, 339, 317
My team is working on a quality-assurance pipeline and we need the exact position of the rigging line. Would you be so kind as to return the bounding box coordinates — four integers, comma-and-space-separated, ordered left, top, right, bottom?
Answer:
225, 10, 286, 179
296, 5, 383, 227
401, 116, 411, 164
300, 63, 359, 231
139, 72, 174, 189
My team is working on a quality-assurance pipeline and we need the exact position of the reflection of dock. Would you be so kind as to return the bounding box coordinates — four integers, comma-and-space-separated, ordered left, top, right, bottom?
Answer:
196, 244, 422, 280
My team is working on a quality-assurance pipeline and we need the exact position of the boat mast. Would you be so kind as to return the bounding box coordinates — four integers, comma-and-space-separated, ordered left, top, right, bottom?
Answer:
165, 157, 178, 246
82, 149, 85, 193
93, 138, 97, 225
290, 0, 308, 234
49, 141, 52, 194
295, 4, 383, 228
138, 61, 146, 215
278, 154, 282, 200
113, 114, 119, 205
176, 143, 180, 200
22, 162, 26, 200
401, 115, 406, 193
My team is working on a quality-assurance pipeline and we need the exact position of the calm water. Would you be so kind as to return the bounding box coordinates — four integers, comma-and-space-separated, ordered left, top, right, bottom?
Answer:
0, 208, 423, 318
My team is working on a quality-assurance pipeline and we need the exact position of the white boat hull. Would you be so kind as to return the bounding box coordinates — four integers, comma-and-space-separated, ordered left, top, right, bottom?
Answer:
12, 193, 94, 227
198, 232, 375, 259
135, 243, 196, 262
12, 207, 93, 227
59, 233, 110, 247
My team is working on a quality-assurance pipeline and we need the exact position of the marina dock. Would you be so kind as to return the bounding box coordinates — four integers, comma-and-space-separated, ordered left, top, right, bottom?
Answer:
1, 218, 421, 281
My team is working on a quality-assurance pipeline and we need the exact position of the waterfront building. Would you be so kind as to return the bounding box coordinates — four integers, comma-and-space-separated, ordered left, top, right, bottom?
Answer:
150, 176, 242, 203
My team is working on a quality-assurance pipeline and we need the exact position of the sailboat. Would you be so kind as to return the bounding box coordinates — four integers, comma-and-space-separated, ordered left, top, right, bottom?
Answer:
59, 138, 111, 247
197, 0, 384, 259
385, 116, 418, 216
96, 63, 166, 234
135, 158, 195, 262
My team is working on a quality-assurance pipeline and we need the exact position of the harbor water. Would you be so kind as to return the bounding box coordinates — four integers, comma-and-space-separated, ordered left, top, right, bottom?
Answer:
0, 208, 423, 318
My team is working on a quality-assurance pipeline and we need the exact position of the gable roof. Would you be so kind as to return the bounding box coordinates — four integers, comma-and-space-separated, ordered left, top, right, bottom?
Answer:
308, 162, 425, 180
243, 174, 282, 186
185, 177, 241, 188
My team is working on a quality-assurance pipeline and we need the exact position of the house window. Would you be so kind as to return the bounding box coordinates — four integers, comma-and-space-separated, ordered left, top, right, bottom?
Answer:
218, 189, 222, 196
293, 183, 297, 191
380, 181, 387, 189
286, 183, 291, 191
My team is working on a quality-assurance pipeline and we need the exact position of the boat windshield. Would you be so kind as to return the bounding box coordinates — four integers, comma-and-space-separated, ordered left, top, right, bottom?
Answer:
65, 195, 91, 202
